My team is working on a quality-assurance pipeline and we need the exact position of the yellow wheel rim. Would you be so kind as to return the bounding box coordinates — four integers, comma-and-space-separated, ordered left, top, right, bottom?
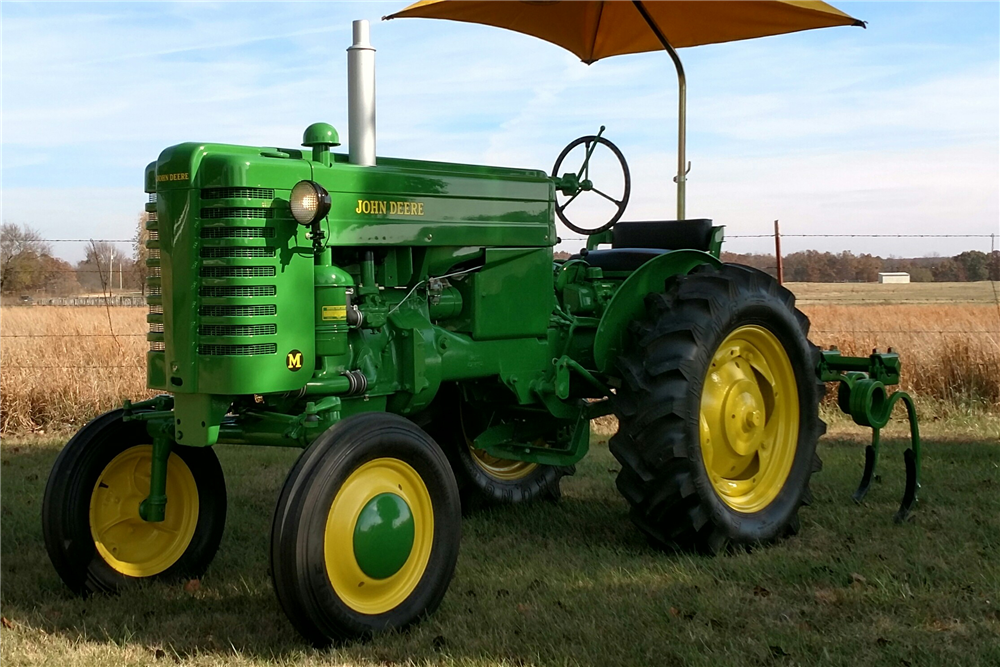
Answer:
324, 458, 434, 615
468, 446, 538, 481
699, 325, 799, 513
89, 445, 199, 577
460, 403, 538, 481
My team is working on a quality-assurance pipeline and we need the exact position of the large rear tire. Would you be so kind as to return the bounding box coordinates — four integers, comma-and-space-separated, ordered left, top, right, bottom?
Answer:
611, 264, 825, 553
43, 409, 227, 594
270, 413, 461, 646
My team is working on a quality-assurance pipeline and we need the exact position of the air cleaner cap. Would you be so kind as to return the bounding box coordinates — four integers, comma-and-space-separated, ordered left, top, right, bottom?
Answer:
303, 122, 341, 148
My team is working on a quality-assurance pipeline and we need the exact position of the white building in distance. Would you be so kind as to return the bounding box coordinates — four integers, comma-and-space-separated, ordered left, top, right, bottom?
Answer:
878, 272, 911, 284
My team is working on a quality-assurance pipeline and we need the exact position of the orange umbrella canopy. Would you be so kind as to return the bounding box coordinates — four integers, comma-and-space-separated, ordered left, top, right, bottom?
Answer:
386, 1, 864, 220
386, 1, 864, 63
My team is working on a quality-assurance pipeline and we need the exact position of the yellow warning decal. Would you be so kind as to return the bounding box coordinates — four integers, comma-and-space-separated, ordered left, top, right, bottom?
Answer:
322, 305, 347, 321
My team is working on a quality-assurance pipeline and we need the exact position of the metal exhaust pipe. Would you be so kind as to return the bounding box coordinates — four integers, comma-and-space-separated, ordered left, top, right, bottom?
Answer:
348, 19, 376, 167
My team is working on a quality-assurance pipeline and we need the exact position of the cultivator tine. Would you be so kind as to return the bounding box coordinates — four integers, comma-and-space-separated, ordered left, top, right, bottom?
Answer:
894, 448, 918, 523
818, 349, 922, 522
852, 443, 877, 503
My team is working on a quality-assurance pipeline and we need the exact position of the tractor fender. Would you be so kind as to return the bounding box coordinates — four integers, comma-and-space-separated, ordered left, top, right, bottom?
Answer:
593, 250, 722, 374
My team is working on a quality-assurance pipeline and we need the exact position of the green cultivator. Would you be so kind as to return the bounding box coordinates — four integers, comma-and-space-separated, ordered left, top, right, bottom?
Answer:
43, 2, 921, 646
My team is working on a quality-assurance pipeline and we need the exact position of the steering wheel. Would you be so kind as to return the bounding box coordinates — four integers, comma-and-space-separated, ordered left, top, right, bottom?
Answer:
551, 127, 631, 236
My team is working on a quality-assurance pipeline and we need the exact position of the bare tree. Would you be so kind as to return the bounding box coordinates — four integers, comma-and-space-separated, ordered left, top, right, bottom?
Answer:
0, 223, 53, 293
133, 212, 151, 295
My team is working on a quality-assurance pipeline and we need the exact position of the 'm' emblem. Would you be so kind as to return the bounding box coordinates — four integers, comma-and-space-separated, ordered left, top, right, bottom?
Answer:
286, 350, 303, 371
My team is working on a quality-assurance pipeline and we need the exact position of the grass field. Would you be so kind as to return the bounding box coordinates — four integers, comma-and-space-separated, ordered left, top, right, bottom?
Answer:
1, 417, 998, 667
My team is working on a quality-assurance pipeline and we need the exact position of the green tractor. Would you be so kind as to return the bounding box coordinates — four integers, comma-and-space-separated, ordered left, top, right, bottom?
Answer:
43, 10, 919, 646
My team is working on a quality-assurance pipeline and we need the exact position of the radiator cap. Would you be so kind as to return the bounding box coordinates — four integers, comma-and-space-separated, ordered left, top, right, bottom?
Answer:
303, 122, 341, 148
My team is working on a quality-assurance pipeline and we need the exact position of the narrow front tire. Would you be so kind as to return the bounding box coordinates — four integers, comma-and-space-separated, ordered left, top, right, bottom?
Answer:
270, 413, 461, 645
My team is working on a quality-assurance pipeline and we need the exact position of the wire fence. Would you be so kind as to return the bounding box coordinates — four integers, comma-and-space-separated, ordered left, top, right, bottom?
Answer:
2, 231, 998, 356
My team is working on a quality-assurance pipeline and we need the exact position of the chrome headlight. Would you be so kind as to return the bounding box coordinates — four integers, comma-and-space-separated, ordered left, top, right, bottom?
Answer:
290, 180, 331, 225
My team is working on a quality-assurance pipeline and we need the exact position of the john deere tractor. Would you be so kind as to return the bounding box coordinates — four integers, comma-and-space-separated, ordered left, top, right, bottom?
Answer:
42, 18, 918, 646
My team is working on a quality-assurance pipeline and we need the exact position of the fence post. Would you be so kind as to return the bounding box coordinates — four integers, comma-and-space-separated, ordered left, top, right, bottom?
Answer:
774, 220, 784, 286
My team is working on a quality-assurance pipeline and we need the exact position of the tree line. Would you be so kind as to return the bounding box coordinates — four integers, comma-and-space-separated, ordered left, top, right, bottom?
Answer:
2, 221, 998, 296
1, 218, 149, 296
719, 249, 1000, 282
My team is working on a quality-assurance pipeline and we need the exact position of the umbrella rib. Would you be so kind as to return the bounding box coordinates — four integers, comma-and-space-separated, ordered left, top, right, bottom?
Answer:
588, 2, 606, 64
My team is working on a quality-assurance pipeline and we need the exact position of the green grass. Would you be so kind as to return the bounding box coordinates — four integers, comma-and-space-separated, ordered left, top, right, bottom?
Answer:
2, 421, 999, 667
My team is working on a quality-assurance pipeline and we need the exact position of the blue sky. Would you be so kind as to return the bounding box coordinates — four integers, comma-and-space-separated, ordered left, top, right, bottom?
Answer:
2, 1, 998, 262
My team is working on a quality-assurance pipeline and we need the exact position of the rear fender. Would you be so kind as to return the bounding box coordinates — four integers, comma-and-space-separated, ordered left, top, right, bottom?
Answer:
593, 250, 721, 373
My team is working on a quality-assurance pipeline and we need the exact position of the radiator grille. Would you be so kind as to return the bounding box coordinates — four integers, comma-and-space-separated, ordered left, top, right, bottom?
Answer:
198, 343, 277, 356
146, 207, 161, 352
200, 266, 276, 279
199, 324, 277, 337
200, 304, 276, 318
201, 226, 275, 239
200, 207, 273, 219
149, 193, 158, 203
201, 187, 276, 200
200, 285, 276, 298
194, 188, 283, 363
201, 246, 276, 259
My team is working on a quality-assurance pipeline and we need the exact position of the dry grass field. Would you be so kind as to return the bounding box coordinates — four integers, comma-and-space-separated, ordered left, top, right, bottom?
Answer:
0, 282, 997, 435
0, 307, 153, 434
786, 280, 1000, 306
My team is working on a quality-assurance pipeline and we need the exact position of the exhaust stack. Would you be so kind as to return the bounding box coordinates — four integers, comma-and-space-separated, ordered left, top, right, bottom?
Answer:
348, 19, 376, 167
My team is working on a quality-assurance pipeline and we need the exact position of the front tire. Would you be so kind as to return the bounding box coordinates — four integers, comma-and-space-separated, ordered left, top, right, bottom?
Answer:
270, 413, 461, 645
611, 264, 825, 553
43, 409, 227, 594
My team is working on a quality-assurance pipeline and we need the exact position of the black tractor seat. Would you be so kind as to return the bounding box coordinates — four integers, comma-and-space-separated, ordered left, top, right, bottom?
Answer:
569, 219, 714, 272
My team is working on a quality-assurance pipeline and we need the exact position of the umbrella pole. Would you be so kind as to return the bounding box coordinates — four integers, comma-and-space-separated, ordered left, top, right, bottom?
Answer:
633, 1, 687, 220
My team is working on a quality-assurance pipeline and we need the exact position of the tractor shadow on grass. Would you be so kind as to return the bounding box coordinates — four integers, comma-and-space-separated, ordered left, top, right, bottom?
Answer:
3, 436, 998, 666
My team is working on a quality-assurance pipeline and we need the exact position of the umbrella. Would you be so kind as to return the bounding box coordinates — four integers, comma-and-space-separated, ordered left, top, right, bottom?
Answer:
385, 1, 864, 220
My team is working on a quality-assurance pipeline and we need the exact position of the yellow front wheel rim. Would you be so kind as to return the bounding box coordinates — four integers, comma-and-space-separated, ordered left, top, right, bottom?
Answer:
324, 458, 434, 615
89, 445, 199, 577
699, 325, 800, 513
